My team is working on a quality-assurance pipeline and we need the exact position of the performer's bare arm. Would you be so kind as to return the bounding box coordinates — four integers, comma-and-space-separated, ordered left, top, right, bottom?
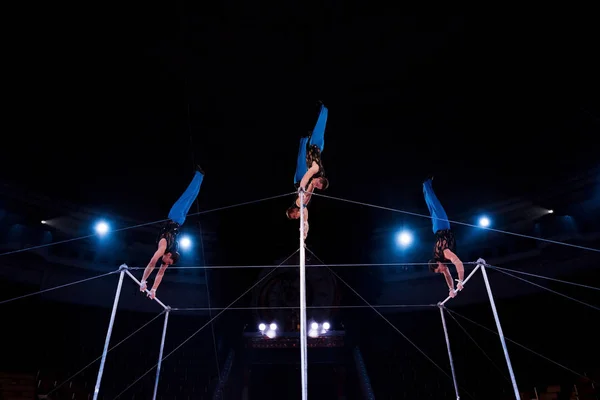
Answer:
443, 248, 464, 289
150, 264, 168, 295
299, 162, 320, 191
141, 238, 167, 285
441, 268, 454, 291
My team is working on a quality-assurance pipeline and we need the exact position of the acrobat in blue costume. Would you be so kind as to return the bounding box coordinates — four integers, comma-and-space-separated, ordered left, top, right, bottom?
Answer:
293, 103, 328, 186
286, 104, 329, 240
423, 177, 465, 297
140, 166, 204, 298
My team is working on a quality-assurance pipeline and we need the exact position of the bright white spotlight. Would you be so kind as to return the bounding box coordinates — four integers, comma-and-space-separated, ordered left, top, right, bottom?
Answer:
180, 236, 192, 250
258, 323, 266, 331
397, 230, 413, 247
41, 220, 47, 224
95, 221, 109, 235
266, 330, 276, 338
548, 209, 554, 214
311, 322, 319, 330
308, 329, 319, 338
478, 216, 490, 227
269, 323, 277, 331
322, 322, 330, 330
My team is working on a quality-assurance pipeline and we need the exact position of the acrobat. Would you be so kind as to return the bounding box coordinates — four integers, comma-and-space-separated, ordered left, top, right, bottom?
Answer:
140, 166, 204, 299
286, 103, 329, 239
423, 177, 465, 298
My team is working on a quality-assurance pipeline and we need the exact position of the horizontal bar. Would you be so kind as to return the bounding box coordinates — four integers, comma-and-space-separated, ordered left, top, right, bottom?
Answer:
440, 264, 482, 306
124, 267, 168, 310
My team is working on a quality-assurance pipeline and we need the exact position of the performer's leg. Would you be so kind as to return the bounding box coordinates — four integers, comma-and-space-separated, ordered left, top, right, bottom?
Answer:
294, 137, 310, 185
308, 104, 328, 152
168, 170, 204, 225
423, 179, 450, 233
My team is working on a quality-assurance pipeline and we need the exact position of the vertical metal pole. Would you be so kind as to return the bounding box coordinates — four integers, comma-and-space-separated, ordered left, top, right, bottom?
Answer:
299, 190, 308, 400
439, 305, 460, 399
152, 309, 170, 400
481, 264, 520, 399
93, 268, 125, 400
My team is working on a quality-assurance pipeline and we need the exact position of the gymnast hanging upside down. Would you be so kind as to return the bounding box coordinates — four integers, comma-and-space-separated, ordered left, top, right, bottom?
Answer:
423, 176, 465, 298
140, 166, 204, 299
286, 103, 329, 239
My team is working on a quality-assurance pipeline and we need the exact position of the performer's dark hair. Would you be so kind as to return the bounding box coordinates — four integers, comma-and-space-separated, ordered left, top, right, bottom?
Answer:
318, 177, 329, 190
170, 251, 180, 264
286, 206, 299, 219
428, 259, 438, 272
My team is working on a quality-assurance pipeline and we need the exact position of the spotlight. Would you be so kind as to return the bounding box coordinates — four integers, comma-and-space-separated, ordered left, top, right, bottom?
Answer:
41, 220, 47, 224
322, 322, 330, 330
548, 209, 554, 214
95, 221, 109, 235
258, 323, 266, 331
311, 322, 319, 330
269, 323, 277, 331
180, 235, 192, 250
478, 216, 490, 228
397, 230, 413, 247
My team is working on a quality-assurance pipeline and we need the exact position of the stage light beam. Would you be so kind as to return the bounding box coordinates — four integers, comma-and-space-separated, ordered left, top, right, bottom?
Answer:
397, 230, 413, 247
95, 221, 109, 235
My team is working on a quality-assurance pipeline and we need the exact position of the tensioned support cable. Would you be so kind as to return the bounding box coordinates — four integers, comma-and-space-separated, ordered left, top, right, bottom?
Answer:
46, 310, 166, 396
486, 264, 600, 291
445, 307, 598, 385
305, 247, 476, 400
0, 270, 117, 306
443, 308, 512, 386
128, 261, 479, 270
492, 267, 600, 312
0, 192, 296, 257
112, 249, 300, 399
171, 304, 436, 311
312, 192, 600, 253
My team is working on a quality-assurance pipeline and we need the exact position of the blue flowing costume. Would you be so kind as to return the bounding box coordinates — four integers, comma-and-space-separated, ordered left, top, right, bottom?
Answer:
168, 171, 204, 226
423, 179, 451, 233
294, 104, 328, 185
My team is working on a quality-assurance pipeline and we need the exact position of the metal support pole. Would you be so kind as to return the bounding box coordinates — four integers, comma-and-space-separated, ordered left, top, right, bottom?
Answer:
152, 308, 170, 400
440, 264, 481, 306
93, 266, 126, 400
124, 268, 168, 310
480, 261, 520, 399
439, 305, 460, 399
299, 190, 308, 400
